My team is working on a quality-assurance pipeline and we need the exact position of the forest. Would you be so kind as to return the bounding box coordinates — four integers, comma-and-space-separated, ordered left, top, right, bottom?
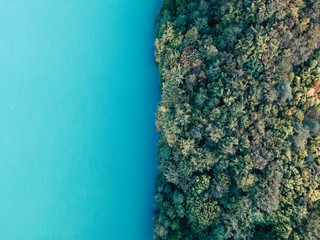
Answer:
153, 0, 320, 239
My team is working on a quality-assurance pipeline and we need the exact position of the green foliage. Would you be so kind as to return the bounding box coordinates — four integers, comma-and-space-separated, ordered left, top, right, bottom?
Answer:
278, 82, 293, 103
153, 0, 320, 239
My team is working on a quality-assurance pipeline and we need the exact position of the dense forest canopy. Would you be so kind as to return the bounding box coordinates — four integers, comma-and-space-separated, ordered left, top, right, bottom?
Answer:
153, 0, 320, 239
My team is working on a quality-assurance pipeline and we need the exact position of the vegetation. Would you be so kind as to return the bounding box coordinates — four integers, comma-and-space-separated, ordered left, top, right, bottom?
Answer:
152, 0, 320, 239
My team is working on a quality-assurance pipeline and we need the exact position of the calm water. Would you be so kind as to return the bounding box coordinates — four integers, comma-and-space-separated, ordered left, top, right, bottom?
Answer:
0, 1, 161, 239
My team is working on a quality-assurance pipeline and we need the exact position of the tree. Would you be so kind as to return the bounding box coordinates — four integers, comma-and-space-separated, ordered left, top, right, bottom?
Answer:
153, 0, 320, 238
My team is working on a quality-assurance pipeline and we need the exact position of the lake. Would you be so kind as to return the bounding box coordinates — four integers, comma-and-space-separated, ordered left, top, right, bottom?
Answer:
0, 1, 161, 239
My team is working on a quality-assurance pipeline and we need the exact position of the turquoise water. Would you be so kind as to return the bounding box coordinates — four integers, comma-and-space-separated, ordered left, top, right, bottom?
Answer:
0, 1, 160, 239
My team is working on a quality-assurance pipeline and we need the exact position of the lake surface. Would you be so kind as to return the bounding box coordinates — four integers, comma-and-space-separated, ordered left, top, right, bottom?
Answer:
0, 1, 161, 239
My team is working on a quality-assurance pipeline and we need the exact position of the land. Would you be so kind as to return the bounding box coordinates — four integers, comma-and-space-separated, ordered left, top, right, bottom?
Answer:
153, 0, 320, 239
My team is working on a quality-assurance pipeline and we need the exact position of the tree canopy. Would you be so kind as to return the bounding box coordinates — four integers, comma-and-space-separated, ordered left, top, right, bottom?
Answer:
153, 0, 320, 239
